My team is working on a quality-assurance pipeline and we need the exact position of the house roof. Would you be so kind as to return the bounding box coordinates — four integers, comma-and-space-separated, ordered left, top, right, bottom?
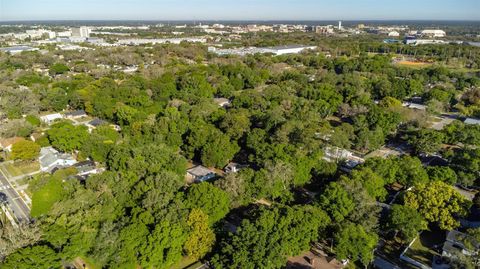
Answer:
213, 98, 231, 107
39, 147, 60, 168
464, 118, 480, 125
40, 113, 63, 122
39, 146, 76, 170
64, 110, 86, 117
187, 165, 215, 177
73, 160, 96, 173
88, 118, 108, 127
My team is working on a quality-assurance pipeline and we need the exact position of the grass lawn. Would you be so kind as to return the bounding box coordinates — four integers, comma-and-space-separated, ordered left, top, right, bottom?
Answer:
169, 256, 198, 269
1, 161, 40, 177
405, 237, 435, 266
30, 177, 64, 217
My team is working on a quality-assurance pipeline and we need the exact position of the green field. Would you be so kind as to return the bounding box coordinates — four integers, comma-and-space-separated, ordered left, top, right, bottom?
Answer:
30, 177, 64, 217
0, 161, 40, 178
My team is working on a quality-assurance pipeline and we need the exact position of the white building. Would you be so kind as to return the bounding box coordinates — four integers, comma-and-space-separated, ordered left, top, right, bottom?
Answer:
208, 45, 317, 56
39, 147, 77, 172
116, 37, 206, 46
72, 26, 91, 38
25, 29, 56, 39
0, 46, 39, 55
268, 45, 318, 55
40, 113, 63, 124
388, 31, 400, 37
464, 118, 480, 125
421, 29, 446, 38
56, 30, 72, 37
406, 39, 446, 46
316, 25, 334, 34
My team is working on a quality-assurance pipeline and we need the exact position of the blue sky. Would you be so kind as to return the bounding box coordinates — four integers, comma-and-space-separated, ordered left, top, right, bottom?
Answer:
1, 0, 479, 21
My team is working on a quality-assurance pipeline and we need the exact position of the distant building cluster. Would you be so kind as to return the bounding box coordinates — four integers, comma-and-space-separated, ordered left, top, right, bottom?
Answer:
208, 45, 317, 56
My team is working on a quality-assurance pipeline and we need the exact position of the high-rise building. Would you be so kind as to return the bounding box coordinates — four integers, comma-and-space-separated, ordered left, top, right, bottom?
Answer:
71, 26, 91, 38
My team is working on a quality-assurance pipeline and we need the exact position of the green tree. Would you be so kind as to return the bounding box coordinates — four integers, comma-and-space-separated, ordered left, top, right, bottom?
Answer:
184, 209, 215, 259
404, 181, 470, 230
350, 168, 387, 201
335, 223, 378, 268
25, 115, 41, 126
405, 129, 445, 154
387, 205, 427, 242
49, 63, 69, 75
2, 245, 61, 269
41, 87, 69, 111
47, 121, 89, 152
201, 134, 239, 168
319, 181, 355, 222
396, 156, 429, 187
185, 183, 230, 224
427, 166, 457, 185
212, 205, 330, 269
219, 109, 251, 140
11, 140, 40, 161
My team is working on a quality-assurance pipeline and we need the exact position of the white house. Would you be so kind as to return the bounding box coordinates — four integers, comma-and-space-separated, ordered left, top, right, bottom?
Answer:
40, 113, 63, 124
39, 147, 77, 173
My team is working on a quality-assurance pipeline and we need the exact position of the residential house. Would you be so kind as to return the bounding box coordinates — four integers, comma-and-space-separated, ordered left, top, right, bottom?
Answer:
64, 110, 87, 119
40, 113, 63, 124
323, 146, 365, 172
442, 230, 479, 258
464, 118, 480, 126
224, 162, 248, 174
213, 98, 231, 108
402, 102, 427, 111
0, 137, 26, 152
88, 118, 108, 128
73, 160, 100, 177
39, 147, 77, 173
186, 165, 216, 183
85, 118, 108, 132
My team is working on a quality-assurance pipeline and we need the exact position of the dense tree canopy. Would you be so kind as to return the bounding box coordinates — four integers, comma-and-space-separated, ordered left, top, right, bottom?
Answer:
11, 140, 40, 161
2, 26, 480, 269
404, 181, 471, 230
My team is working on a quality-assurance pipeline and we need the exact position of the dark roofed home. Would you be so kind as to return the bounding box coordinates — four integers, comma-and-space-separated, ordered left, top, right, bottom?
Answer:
73, 160, 98, 176
88, 118, 108, 127
64, 110, 87, 119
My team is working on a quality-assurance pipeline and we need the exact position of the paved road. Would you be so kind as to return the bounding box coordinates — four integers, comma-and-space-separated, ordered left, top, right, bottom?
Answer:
0, 169, 30, 222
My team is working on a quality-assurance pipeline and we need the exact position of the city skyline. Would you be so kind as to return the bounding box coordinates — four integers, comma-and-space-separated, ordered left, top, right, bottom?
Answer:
1, 0, 479, 21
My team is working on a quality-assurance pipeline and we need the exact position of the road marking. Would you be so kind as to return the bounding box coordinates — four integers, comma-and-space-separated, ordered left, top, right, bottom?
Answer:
0, 185, 12, 190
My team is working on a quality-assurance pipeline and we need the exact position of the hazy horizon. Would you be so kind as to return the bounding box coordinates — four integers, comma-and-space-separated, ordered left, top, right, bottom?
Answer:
1, 0, 479, 21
